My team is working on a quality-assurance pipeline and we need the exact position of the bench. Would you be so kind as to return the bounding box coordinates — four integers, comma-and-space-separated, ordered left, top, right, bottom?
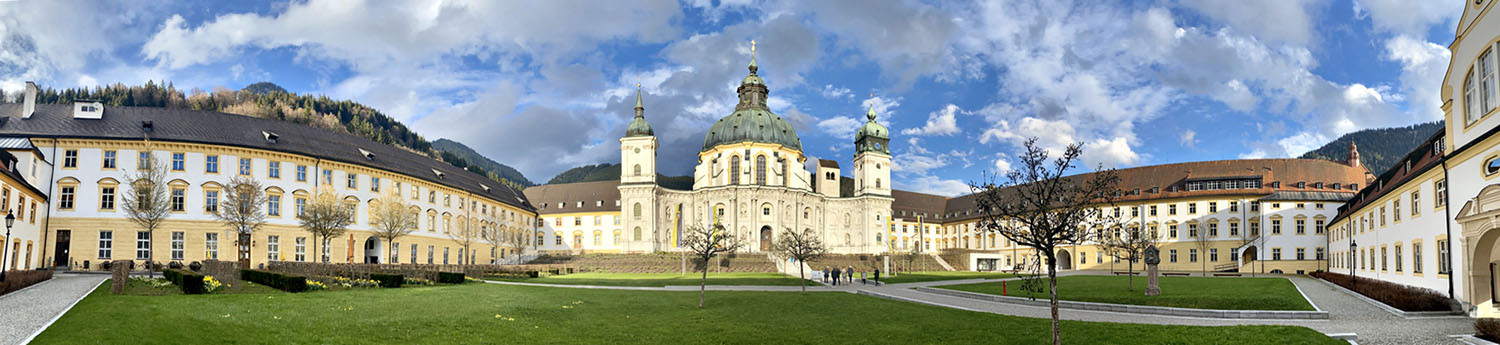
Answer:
1111, 271, 1141, 276
1162, 272, 1191, 277
1213, 273, 1242, 277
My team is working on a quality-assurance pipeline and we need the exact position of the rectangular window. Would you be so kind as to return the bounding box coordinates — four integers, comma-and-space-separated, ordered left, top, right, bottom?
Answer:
171, 153, 185, 171
1149, 205, 1157, 216
102, 150, 116, 169
1438, 239, 1451, 274
171, 231, 184, 260
1272, 248, 1282, 261
238, 158, 252, 175
1436, 179, 1448, 208
1189, 249, 1198, 263
1395, 245, 1403, 272
1414, 243, 1424, 273
1484, 49, 1497, 112
98, 231, 112, 259
268, 195, 281, 216
100, 187, 115, 210
371, 177, 380, 192
170, 188, 185, 212
136, 231, 151, 260
410, 244, 417, 264
1316, 247, 1325, 260
1169, 249, 1177, 263
295, 237, 306, 262
137, 152, 150, 170
1208, 223, 1218, 237
347, 173, 358, 189
268, 161, 281, 178
1315, 220, 1325, 234
1271, 219, 1281, 235
205, 190, 219, 213
1210, 248, 1219, 262
1188, 203, 1196, 214
1208, 202, 1217, 213
205, 155, 219, 173
63, 149, 78, 168
428, 245, 435, 264
206, 233, 218, 260
1168, 204, 1177, 215
1381, 247, 1389, 271
295, 197, 307, 217
1229, 222, 1239, 236
60, 186, 75, 209
1296, 248, 1306, 261
296, 165, 308, 182
1188, 223, 1198, 237
1296, 219, 1306, 235
1229, 201, 1238, 212
323, 170, 333, 184
1168, 224, 1178, 238
267, 235, 280, 261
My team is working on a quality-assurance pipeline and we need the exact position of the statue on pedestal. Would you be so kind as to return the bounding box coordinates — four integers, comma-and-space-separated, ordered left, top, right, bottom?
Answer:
1144, 245, 1161, 296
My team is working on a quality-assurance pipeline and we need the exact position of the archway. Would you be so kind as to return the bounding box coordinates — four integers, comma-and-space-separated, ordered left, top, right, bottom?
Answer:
1240, 246, 1258, 268
1465, 220, 1500, 314
760, 226, 772, 252
363, 237, 381, 264
1056, 249, 1073, 270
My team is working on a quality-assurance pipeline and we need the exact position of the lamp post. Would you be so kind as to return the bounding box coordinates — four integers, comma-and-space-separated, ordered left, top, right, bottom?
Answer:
1349, 238, 1357, 290
0, 211, 13, 282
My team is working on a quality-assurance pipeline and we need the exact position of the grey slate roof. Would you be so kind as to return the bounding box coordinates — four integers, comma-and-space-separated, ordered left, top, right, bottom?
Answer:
0, 104, 531, 212
523, 180, 621, 214
1259, 191, 1356, 202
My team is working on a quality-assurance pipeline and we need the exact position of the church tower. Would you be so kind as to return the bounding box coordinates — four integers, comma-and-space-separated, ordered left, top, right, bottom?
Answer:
853, 105, 891, 196
622, 84, 657, 184
620, 85, 658, 252
1346, 142, 1361, 168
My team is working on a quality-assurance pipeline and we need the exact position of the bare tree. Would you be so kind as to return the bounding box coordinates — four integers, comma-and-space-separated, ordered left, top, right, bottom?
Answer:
298, 186, 353, 263
369, 191, 418, 264
771, 228, 826, 294
969, 138, 1120, 345
213, 176, 268, 268
1098, 222, 1157, 291
122, 153, 172, 277
681, 224, 745, 307
1192, 221, 1211, 275
448, 215, 480, 265
900, 241, 923, 274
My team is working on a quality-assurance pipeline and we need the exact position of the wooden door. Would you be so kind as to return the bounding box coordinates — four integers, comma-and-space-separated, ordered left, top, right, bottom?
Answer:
53, 230, 70, 267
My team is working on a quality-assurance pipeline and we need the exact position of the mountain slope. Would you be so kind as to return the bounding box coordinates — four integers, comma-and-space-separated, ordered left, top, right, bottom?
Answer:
432, 139, 534, 187
1299, 121, 1443, 175
547, 163, 693, 190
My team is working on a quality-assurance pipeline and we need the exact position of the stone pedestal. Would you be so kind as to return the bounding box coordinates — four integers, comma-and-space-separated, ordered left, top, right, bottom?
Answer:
1144, 264, 1161, 296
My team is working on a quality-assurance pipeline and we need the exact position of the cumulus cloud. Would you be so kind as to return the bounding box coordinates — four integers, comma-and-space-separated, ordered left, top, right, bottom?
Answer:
1384, 35, 1451, 121
1180, 130, 1197, 148
901, 104, 962, 136
1179, 0, 1323, 46
820, 84, 851, 99
1354, 0, 1462, 36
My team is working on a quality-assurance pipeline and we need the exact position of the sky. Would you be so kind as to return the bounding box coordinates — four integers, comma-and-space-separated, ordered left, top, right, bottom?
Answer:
0, 0, 1464, 196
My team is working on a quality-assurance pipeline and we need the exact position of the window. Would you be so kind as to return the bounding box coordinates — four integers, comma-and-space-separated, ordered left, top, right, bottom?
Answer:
1149, 205, 1157, 216
1229, 202, 1238, 212
1272, 248, 1282, 261
295, 237, 306, 262
1394, 200, 1402, 222
1316, 247, 1325, 260
171, 232, 184, 260
1189, 249, 1198, 262
593, 231, 602, 246
205, 190, 219, 213
1208, 222, 1218, 237
267, 235, 280, 261
170, 188, 185, 212
1188, 203, 1197, 214
1414, 243, 1423, 273
1380, 206, 1387, 226
136, 231, 151, 260
206, 233, 218, 260
171, 153, 185, 171
730, 156, 741, 184
1188, 223, 1198, 237
1381, 247, 1388, 271
205, 155, 219, 173
1168, 204, 1177, 215
1229, 222, 1239, 236
1315, 219, 1325, 234
555, 234, 563, 245
410, 244, 417, 264
1436, 179, 1447, 208
268, 195, 281, 216
1411, 191, 1421, 216
1249, 220, 1260, 236
1438, 239, 1451, 274
268, 161, 281, 178
1395, 244, 1403, 272
1469, 66, 1481, 123
1210, 248, 1219, 262
1316, 203, 1325, 209
1296, 248, 1306, 261
1484, 49, 1497, 114
295, 197, 306, 217
633, 203, 642, 219
102, 150, 116, 169
1208, 202, 1217, 213
294, 165, 307, 182
1250, 201, 1260, 212
371, 177, 380, 192
98, 231, 112, 259
1271, 219, 1281, 235
100, 187, 115, 210
1169, 249, 1177, 263
60, 186, 75, 210
323, 170, 333, 184
347, 173, 358, 189
574, 217, 582, 226
1168, 224, 1178, 238
63, 149, 78, 168
237, 158, 252, 175
1296, 219, 1306, 235
428, 245, 435, 264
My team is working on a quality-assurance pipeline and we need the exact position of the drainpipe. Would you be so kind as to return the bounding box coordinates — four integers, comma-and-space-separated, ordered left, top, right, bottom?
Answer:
1442, 160, 1455, 299
41, 138, 57, 269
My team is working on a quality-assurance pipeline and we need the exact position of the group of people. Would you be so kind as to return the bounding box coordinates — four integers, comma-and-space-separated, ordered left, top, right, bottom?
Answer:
821, 266, 879, 286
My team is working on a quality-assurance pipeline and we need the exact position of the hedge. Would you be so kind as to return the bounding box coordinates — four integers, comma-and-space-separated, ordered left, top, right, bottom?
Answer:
437, 272, 465, 284
0, 270, 53, 296
1478, 318, 1500, 342
1311, 271, 1453, 311
369, 273, 404, 288
241, 269, 309, 292
163, 268, 205, 294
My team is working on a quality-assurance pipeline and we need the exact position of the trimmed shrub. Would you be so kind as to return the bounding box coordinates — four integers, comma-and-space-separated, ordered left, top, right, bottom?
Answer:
548, 268, 560, 275
527, 270, 540, 278
1311, 271, 1453, 312
1477, 318, 1500, 342
241, 269, 309, 292
369, 273, 404, 288
437, 272, 465, 284
0, 270, 54, 296
161, 268, 205, 294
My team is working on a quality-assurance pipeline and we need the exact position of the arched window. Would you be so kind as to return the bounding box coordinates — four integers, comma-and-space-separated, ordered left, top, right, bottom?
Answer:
730, 156, 741, 184
633, 227, 642, 241
875, 178, 882, 189
755, 155, 767, 185
633, 164, 642, 176
633, 203, 642, 218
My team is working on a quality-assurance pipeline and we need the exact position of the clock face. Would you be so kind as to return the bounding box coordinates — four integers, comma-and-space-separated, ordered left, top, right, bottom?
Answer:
874, 143, 882, 150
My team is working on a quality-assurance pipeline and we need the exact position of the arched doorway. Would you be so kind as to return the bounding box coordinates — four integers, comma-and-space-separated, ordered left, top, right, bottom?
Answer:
1056, 249, 1073, 270
1240, 246, 1258, 268
760, 226, 772, 252
363, 237, 381, 264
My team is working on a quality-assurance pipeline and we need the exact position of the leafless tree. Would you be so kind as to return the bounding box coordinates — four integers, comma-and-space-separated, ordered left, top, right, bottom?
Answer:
448, 215, 480, 265
213, 176, 268, 267
1193, 221, 1212, 275
969, 138, 1121, 345
369, 191, 418, 264
771, 228, 825, 294
1098, 221, 1156, 291
298, 186, 353, 263
900, 241, 924, 274
681, 224, 745, 307
122, 153, 172, 277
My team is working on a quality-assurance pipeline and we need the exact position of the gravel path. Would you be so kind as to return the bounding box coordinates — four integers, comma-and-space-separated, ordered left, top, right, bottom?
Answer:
0, 273, 107, 345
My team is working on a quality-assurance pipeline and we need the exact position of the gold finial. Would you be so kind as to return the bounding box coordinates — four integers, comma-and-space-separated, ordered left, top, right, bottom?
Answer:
750, 40, 756, 53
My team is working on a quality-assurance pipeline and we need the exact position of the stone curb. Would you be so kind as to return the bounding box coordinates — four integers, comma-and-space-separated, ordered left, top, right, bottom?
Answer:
1454, 334, 1500, 345
1308, 277, 1463, 318
19, 275, 106, 345
912, 286, 1329, 320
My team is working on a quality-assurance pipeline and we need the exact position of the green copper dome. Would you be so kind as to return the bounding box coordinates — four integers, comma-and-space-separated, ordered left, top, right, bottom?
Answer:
701, 48, 802, 152
854, 106, 890, 154
625, 85, 654, 137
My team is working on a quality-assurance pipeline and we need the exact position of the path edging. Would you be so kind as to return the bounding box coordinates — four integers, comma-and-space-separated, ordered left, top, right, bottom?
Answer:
1453, 334, 1500, 345
913, 286, 1328, 320
20, 275, 106, 344
1309, 277, 1463, 318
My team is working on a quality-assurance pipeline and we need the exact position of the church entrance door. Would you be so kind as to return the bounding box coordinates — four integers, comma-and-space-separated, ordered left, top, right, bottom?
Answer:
759, 226, 772, 252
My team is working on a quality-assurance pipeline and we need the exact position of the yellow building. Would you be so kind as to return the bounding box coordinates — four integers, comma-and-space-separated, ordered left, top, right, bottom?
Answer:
0, 143, 49, 272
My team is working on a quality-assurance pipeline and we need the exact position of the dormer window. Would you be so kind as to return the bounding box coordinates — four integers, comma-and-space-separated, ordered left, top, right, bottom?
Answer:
431, 169, 446, 179
359, 148, 375, 160
262, 131, 279, 144
480, 184, 491, 192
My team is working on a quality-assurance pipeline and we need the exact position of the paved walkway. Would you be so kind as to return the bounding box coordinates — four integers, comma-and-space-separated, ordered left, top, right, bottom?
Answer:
0, 273, 107, 345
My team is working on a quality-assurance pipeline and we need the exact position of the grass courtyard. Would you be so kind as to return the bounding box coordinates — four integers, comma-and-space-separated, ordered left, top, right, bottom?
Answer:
485, 272, 811, 287
33, 279, 1340, 344
877, 271, 1022, 284
941, 275, 1315, 311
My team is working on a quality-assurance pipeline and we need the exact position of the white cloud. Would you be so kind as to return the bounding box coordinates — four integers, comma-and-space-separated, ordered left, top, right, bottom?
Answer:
820, 84, 851, 99
1180, 130, 1197, 148
1081, 137, 1140, 169
861, 95, 901, 121
1179, 0, 1322, 45
901, 104, 962, 136
817, 116, 862, 139
1384, 35, 1450, 121
895, 175, 971, 197
1354, 0, 1462, 37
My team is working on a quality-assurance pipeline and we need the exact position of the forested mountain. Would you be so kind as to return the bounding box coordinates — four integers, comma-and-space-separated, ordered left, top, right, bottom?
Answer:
0, 81, 529, 191
432, 139, 534, 187
546, 163, 693, 190
1299, 121, 1444, 175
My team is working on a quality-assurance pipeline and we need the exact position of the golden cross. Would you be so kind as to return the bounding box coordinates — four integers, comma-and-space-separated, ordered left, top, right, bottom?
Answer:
750, 40, 756, 53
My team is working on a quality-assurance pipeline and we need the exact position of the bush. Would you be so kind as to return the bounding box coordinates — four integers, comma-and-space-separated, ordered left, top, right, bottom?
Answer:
437, 272, 465, 284
527, 270, 540, 278
161, 268, 206, 294
1311, 271, 1453, 312
0, 270, 54, 296
369, 273, 404, 288
1477, 318, 1500, 342
241, 269, 309, 292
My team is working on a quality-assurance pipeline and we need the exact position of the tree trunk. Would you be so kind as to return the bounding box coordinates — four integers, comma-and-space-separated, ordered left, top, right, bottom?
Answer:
388, 241, 396, 265
699, 255, 709, 308
798, 261, 806, 294
1127, 260, 1134, 291
1047, 253, 1060, 345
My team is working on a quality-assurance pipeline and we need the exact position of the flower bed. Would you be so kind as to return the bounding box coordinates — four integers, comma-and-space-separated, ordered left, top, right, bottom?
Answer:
0, 269, 54, 296
1310, 271, 1454, 312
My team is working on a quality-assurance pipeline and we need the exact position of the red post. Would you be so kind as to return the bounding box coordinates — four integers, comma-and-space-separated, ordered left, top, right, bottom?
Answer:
1002, 281, 1007, 296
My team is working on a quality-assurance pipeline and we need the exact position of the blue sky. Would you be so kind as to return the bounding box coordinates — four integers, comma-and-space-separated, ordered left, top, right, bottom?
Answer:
0, 0, 1462, 196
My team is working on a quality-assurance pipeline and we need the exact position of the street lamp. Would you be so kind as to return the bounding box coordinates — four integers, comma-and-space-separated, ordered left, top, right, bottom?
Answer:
1349, 238, 1357, 290
0, 211, 13, 282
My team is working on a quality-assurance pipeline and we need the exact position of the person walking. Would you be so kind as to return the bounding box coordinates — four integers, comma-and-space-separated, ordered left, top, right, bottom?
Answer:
822, 266, 830, 283
832, 268, 839, 286
873, 268, 881, 285
845, 266, 853, 283
860, 270, 867, 285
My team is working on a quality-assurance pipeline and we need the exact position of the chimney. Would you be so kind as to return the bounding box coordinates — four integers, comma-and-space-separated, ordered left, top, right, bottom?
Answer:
21, 81, 37, 119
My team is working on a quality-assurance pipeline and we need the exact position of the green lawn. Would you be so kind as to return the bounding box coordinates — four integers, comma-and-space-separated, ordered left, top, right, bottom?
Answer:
34, 280, 1339, 344
877, 271, 1022, 284
942, 275, 1315, 311
486, 272, 811, 287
